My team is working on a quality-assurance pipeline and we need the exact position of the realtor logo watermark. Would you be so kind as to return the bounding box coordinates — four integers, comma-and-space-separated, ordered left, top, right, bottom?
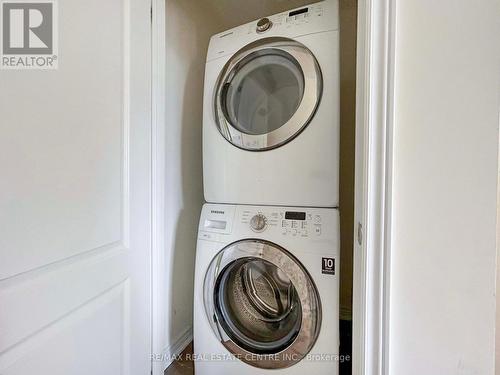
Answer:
0, 0, 58, 69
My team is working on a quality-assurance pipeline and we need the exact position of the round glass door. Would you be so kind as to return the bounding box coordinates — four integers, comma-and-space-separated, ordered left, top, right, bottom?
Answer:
215, 258, 302, 354
204, 240, 321, 369
214, 38, 322, 151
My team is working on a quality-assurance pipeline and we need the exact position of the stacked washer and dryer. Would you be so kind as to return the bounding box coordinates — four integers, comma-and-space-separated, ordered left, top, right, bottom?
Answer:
194, 1, 341, 374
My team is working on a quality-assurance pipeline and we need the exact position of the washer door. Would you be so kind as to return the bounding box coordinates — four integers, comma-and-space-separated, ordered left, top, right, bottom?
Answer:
204, 239, 321, 369
214, 37, 322, 151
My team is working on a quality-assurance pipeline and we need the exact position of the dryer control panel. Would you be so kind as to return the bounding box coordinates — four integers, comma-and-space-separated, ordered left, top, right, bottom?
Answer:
248, 3, 325, 34
206, 0, 339, 62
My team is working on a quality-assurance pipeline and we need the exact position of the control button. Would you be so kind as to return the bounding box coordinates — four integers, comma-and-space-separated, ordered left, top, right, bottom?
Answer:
301, 230, 308, 237
291, 221, 298, 229
301, 221, 308, 229
250, 214, 267, 232
292, 229, 298, 236
256, 17, 272, 33
314, 215, 321, 223
199, 232, 215, 241
282, 220, 289, 227
314, 225, 321, 236
267, 219, 278, 227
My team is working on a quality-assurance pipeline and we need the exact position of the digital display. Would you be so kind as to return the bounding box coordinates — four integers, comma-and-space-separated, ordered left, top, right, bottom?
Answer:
285, 211, 306, 220
204, 220, 226, 230
289, 7, 308, 17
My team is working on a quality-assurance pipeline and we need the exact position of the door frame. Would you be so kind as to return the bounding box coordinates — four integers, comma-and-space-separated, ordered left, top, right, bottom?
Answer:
150, 0, 397, 373
151, 0, 167, 374
352, 0, 396, 374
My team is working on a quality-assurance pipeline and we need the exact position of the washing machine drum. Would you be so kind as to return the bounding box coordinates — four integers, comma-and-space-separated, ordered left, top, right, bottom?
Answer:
214, 38, 322, 151
204, 240, 321, 369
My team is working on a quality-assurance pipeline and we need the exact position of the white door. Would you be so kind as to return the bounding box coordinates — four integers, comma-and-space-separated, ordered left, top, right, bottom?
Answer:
0, 0, 152, 374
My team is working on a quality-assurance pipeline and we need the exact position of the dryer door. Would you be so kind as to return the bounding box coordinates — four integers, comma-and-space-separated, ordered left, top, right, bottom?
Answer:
203, 239, 321, 369
214, 38, 322, 151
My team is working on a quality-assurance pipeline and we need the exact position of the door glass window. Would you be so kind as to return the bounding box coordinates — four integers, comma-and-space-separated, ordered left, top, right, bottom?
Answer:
214, 257, 302, 354
222, 51, 305, 135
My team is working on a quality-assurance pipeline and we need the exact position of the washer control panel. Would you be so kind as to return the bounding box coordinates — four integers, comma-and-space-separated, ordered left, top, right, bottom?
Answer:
241, 209, 323, 237
199, 204, 338, 243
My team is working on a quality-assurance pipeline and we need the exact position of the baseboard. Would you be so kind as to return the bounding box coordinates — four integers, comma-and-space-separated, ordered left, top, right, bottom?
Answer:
161, 325, 193, 371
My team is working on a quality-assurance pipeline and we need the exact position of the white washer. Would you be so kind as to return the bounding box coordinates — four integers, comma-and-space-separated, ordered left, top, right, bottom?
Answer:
203, 0, 340, 207
194, 203, 339, 374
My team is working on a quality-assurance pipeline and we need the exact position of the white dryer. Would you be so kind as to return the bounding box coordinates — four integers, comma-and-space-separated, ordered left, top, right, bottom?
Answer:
194, 203, 340, 374
203, 0, 340, 207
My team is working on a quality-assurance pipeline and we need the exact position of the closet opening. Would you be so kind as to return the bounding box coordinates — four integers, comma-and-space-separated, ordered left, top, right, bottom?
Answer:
156, 1, 358, 374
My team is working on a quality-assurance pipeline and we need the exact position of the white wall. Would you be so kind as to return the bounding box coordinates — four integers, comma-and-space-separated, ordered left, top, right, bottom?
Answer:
164, 0, 222, 360
389, 1, 500, 374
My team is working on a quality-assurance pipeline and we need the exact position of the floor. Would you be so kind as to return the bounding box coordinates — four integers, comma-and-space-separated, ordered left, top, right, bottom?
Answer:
165, 320, 352, 374
164, 343, 194, 375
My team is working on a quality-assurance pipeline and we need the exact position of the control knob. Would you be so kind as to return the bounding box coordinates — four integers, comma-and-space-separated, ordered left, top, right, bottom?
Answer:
256, 17, 272, 33
250, 214, 267, 232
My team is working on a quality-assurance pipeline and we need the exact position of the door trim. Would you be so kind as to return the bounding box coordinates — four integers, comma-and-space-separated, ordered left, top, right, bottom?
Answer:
352, 0, 396, 374
151, 0, 168, 373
